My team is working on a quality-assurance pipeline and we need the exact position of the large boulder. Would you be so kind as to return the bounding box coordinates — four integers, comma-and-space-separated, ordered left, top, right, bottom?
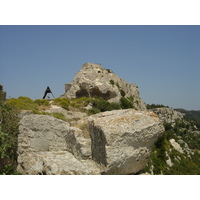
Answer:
17, 151, 101, 175
17, 110, 164, 175
17, 114, 100, 175
61, 63, 146, 110
88, 109, 164, 174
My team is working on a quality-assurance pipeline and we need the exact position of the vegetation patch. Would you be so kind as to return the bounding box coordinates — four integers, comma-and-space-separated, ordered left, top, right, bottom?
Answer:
120, 97, 134, 109
147, 104, 169, 109
143, 118, 200, 175
34, 99, 50, 106
6, 97, 38, 111
120, 89, 126, 97
87, 98, 121, 115
109, 80, 115, 85
176, 109, 200, 121
51, 112, 66, 121
53, 98, 69, 110
0, 87, 20, 174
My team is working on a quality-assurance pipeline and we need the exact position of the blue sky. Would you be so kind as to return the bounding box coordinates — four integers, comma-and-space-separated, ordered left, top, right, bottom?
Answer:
0, 25, 200, 110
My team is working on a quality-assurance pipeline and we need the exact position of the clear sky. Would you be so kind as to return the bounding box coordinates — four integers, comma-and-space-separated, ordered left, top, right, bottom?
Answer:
0, 25, 200, 110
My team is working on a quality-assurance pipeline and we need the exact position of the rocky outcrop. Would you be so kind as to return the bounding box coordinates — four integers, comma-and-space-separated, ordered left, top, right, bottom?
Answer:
170, 138, 194, 157
88, 109, 164, 174
17, 114, 101, 175
45, 105, 87, 121
151, 107, 184, 124
17, 151, 101, 175
17, 110, 164, 175
61, 63, 146, 110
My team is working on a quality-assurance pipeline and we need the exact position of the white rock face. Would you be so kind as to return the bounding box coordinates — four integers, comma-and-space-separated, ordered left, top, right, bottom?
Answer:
165, 151, 173, 167
17, 151, 101, 175
17, 110, 164, 175
62, 63, 146, 110
88, 109, 164, 174
17, 114, 100, 175
169, 139, 184, 154
151, 107, 184, 124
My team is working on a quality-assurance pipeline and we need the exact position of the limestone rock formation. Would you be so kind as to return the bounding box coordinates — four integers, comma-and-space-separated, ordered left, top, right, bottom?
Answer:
61, 63, 146, 110
17, 114, 101, 175
88, 109, 164, 174
45, 104, 87, 121
17, 110, 164, 175
151, 107, 184, 124
17, 151, 101, 175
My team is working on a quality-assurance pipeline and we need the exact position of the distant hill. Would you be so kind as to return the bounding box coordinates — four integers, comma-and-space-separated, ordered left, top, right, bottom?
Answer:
175, 109, 200, 121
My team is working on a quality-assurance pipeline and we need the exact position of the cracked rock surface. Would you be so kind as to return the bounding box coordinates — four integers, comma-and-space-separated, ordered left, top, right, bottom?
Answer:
61, 62, 146, 110
17, 110, 164, 175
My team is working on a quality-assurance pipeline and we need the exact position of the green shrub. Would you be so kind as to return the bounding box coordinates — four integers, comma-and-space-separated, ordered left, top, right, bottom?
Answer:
53, 98, 69, 110
110, 80, 115, 85
164, 123, 172, 131
120, 89, 126, 97
87, 98, 121, 114
6, 97, 38, 111
92, 98, 111, 112
106, 69, 112, 73
0, 85, 6, 102
127, 95, 134, 102
120, 97, 134, 109
109, 102, 121, 110
146, 104, 169, 109
0, 92, 20, 174
116, 82, 120, 89
52, 113, 66, 121
88, 107, 101, 115
34, 99, 50, 106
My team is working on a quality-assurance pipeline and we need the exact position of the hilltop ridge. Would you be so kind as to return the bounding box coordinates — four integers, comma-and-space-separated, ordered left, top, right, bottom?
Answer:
61, 62, 146, 110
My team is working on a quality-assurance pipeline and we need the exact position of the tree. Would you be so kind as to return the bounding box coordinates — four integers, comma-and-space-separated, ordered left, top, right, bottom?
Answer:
0, 85, 20, 174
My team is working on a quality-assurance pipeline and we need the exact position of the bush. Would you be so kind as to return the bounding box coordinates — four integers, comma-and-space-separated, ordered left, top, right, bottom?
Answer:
88, 98, 121, 114
34, 99, 50, 106
59, 100, 69, 110
92, 98, 111, 112
164, 123, 172, 131
127, 95, 134, 102
109, 102, 121, 110
0, 85, 6, 102
120, 89, 126, 97
52, 113, 66, 121
120, 97, 134, 109
6, 97, 38, 111
116, 82, 120, 89
88, 107, 101, 115
110, 80, 115, 85
146, 104, 168, 109
53, 98, 69, 110
0, 91, 20, 174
